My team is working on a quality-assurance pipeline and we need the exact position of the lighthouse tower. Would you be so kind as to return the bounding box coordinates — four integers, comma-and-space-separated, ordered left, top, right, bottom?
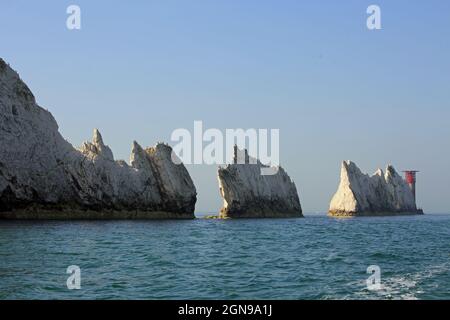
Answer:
403, 170, 419, 202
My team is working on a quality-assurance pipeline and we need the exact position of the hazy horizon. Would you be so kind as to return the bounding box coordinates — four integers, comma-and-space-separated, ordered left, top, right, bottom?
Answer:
1, 1, 449, 213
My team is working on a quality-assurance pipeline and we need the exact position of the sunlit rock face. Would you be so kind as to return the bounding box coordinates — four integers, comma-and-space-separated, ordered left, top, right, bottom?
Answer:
329, 161, 423, 217
217, 147, 303, 218
0, 58, 196, 219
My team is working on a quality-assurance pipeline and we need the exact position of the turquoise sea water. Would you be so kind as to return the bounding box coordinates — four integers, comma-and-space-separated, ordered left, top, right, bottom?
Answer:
0, 214, 449, 300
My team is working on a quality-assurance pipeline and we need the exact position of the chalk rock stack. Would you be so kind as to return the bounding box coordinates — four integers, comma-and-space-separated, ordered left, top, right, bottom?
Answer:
218, 147, 303, 218
329, 161, 423, 217
0, 58, 196, 219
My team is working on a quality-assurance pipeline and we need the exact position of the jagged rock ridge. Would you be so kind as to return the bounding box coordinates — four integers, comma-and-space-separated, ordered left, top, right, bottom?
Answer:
329, 161, 423, 217
218, 147, 303, 218
0, 58, 196, 219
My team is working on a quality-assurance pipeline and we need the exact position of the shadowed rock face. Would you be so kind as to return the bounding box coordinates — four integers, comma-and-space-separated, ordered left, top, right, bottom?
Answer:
218, 148, 303, 218
0, 58, 196, 219
329, 161, 423, 217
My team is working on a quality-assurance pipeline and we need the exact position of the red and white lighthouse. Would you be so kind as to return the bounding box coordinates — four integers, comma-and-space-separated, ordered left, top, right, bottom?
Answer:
403, 170, 419, 202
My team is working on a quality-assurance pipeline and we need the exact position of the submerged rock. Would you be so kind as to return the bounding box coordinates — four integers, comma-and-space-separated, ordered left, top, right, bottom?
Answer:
329, 161, 423, 217
0, 58, 196, 219
217, 147, 303, 218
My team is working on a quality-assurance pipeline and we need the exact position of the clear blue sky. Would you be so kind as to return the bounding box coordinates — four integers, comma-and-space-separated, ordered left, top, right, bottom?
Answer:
1, 0, 449, 214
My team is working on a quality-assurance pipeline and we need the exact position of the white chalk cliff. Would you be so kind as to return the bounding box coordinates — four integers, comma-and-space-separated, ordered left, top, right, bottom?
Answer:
0, 58, 196, 219
329, 161, 423, 216
218, 147, 303, 218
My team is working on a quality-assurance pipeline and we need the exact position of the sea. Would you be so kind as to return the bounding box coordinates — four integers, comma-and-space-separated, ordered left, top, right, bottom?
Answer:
0, 214, 449, 300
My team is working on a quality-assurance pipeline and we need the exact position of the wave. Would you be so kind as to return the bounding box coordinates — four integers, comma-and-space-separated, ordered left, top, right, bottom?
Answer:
342, 262, 450, 300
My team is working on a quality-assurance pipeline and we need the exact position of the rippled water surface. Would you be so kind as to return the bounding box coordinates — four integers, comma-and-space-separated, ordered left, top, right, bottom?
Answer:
0, 214, 449, 300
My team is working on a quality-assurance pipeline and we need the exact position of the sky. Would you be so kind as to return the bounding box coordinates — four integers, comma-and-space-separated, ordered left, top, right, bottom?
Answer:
1, 0, 449, 214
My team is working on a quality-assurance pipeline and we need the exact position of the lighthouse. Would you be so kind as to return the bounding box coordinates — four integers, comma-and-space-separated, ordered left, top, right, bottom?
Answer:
403, 170, 419, 202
